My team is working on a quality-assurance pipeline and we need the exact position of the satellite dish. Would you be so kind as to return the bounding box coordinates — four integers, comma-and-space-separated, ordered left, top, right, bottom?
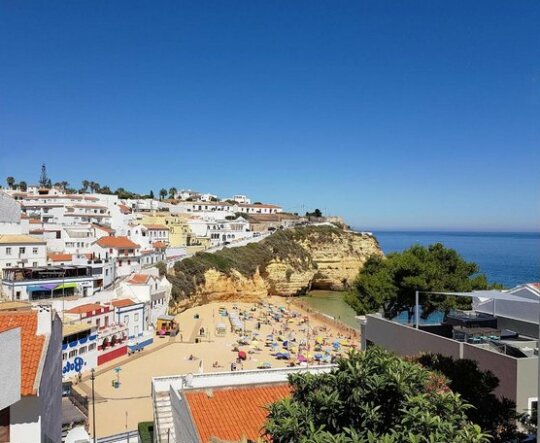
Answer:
184, 373, 194, 387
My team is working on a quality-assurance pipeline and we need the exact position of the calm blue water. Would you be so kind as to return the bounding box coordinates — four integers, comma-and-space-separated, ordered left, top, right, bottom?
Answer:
371, 231, 540, 288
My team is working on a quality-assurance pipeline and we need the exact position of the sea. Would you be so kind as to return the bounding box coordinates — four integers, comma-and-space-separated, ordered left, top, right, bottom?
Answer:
373, 231, 540, 288
299, 231, 540, 329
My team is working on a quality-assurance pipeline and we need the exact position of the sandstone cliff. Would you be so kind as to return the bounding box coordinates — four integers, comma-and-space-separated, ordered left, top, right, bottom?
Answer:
168, 226, 382, 313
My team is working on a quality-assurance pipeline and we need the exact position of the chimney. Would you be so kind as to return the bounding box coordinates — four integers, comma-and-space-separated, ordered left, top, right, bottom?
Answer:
36, 305, 53, 335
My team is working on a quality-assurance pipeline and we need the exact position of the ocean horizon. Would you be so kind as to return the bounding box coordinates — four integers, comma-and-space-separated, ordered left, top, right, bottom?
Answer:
354, 230, 540, 288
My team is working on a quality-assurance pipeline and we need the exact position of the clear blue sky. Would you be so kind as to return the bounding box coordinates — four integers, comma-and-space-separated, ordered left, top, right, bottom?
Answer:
1, 1, 539, 231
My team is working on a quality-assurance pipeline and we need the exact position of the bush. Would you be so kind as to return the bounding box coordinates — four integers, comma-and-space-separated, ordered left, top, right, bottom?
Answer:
168, 226, 347, 300
138, 422, 154, 443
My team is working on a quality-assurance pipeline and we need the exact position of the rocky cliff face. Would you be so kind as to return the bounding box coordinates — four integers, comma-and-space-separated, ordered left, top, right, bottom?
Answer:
169, 227, 382, 313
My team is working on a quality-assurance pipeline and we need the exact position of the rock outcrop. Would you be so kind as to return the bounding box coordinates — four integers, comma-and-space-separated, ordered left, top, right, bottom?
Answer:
168, 226, 382, 313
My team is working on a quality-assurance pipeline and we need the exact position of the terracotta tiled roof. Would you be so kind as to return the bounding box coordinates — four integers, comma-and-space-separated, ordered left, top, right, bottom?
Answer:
0, 311, 46, 396
66, 303, 104, 315
239, 203, 281, 209
128, 274, 150, 284
118, 204, 131, 214
143, 224, 169, 230
92, 223, 114, 234
111, 298, 137, 308
95, 236, 139, 249
184, 384, 291, 443
48, 252, 73, 262
152, 241, 167, 249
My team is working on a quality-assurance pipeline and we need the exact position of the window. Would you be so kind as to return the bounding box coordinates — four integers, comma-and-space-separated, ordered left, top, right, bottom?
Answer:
528, 398, 537, 422
62, 353, 67, 361
124, 315, 129, 325
32, 262, 38, 267
89, 343, 96, 351
69, 350, 77, 358
79, 346, 87, 355
19, 247, 25, 255
33, 247, 38, 254
5, 247, 11, 255
134, 313, 139, 322
96, 318, 100, 328
5, 263, 11, 268
15, 291, 20, 300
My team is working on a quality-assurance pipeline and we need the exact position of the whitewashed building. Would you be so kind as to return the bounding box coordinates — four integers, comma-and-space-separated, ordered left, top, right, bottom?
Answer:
90, 236, 142, 277
0, 307, 62, 443
0, 234, 47, 276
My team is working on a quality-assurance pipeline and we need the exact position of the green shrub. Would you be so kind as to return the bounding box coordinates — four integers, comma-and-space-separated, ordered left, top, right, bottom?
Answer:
138, 422, 154, 443
168, 226, 346, 300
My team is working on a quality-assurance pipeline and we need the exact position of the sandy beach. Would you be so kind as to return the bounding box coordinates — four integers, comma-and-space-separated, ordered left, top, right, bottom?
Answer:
75, 296, 357, 438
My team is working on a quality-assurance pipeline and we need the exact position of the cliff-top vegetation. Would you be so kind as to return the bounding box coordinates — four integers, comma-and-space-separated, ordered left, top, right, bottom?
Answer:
167, 225, 354, 301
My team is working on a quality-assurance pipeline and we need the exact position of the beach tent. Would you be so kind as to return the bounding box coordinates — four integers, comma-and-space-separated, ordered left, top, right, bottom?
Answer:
238, 350, 247, 360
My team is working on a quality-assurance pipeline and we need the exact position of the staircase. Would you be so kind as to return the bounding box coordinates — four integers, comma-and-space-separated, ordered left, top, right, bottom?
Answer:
154, 391, 176, 442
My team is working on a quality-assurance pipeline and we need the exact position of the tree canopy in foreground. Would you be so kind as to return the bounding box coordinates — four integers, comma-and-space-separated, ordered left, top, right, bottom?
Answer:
264, 347, 489, 443
416, 354, 525, 443
346, 243, 497, 320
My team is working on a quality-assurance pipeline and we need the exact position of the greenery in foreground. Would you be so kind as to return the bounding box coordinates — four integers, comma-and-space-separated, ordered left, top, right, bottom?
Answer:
416, 354, 526, 443
264, 347, 489, 443
137, 422, 153, 443
345, 243, 500, 320
168, 226, 349, 300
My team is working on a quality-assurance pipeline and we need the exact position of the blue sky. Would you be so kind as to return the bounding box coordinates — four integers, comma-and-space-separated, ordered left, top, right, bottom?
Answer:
1, 1, 539, 231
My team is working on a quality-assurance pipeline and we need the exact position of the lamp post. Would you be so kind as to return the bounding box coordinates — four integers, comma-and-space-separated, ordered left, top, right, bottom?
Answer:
91, 368, 96, 443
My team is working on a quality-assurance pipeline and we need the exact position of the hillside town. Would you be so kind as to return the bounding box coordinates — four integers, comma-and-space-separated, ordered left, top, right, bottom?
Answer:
0, 170, 346, 442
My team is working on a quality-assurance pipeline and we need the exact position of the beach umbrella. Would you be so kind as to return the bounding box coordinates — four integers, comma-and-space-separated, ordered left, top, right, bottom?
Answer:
266, 334, 273, 339
314, 353, 323, 360
238, 351, 247, 360
298, 355, 307, 362
271, 342, 279, 349
315, 337, 323, 344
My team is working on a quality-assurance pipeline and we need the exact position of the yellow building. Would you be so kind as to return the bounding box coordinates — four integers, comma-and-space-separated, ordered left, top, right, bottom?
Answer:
140, 212, 211, 253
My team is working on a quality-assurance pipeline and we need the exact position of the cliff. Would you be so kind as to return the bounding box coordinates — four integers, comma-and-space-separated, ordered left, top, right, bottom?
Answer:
168, 226, 382, 313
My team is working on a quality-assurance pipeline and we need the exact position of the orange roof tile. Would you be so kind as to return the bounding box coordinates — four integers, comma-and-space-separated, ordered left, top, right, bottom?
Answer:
0, 311, 45, 396
92, 223, 114, 234
184, 384, 291, 443
143, 224, 169, 230
152, 241, 167, 249
111, 298, 137, 308
118, 204, 131, 214
128, 274, 151, 284
48, 252, 73, 262
66, 303, 104, 315
95, 236, 139, 249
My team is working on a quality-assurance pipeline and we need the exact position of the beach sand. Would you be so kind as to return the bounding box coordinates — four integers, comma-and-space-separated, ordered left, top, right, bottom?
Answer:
76, 296, 357, 438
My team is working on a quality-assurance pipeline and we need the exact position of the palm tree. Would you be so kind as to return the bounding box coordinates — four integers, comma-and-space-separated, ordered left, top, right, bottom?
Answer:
159, 188, 167, 200
18, 181, 27, 192
169, 187, 177, 199
82, 180, 90, 193
6, 177, 15, 189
